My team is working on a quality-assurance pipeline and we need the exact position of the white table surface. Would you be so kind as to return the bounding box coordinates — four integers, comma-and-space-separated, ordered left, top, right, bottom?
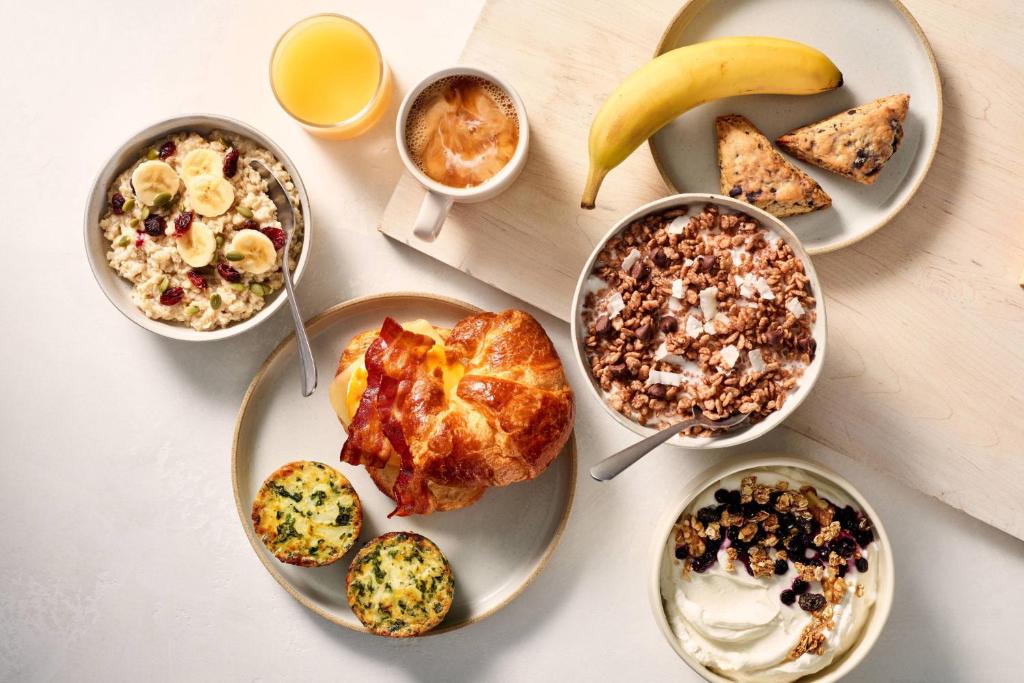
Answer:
2, 1, 1021, 681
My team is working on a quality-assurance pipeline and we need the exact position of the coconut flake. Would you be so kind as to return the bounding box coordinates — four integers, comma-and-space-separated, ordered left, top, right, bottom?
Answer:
668, 296, 684, 312
621, 248, 641, 274
671, 279, 685, 299
699, 286, 718, 320
753, 276, 775, 301
786, 297, 807, 318
668, 216, 688, 235
738, 274, 755, 298
748, 348, 765, 373
684, 258, 694, 267
703, 321, 716, 335
606, 291, 625, 318
646, 370, 684, 387
720, 344, 740, 369
654, 341, 686, 366
685, 315, 703, 339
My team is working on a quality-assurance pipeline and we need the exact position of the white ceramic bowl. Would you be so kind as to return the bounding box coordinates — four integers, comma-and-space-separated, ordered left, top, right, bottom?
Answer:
649, 454, 894, 682
569, 194, 826, 449
84, 114, 311, 341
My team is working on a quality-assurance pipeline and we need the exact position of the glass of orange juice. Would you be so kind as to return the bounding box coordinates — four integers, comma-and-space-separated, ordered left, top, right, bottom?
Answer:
270, 14, 393, 139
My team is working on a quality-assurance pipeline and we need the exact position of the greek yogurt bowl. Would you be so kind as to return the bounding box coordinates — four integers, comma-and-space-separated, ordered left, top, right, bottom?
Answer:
84, 114, 311, 341
649, 455, 893, 683
570, 194, 826, 449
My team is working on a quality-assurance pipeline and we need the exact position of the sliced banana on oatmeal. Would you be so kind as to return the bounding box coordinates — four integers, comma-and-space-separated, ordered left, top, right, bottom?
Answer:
188, 174, 235, 217
227, 230, 277, 274
176, 219, 217, 267
181, 148, 223, 185
131, 160, 180, 207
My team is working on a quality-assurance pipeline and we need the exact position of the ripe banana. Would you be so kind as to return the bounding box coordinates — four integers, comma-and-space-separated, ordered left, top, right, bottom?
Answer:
581, 36, 842, 209
176, 219, 217, 268
228, 230, 277, 274
188, 175, 235, 217
181, 149, 223, 185
131, 160, 180, 207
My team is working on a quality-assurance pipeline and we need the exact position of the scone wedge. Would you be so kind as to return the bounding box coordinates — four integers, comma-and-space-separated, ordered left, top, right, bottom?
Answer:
716, 115, 831, 218
776, 94, 910, 184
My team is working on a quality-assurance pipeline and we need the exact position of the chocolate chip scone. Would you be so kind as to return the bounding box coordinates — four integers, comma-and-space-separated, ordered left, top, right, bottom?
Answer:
716, 115, 832, 218
776, 94, 910, 185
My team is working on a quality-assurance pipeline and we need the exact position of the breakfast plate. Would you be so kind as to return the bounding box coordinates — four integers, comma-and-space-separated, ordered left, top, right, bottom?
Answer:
232, 292, 576, 634
649, 0, 941, 253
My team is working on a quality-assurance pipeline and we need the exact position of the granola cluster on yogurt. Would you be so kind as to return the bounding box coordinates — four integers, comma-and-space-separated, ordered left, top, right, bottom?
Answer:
99, 131, 303, 331
581, 204, 817, 435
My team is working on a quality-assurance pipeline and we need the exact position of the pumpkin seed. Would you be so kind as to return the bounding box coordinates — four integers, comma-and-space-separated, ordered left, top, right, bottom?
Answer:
115, 234, 131, 247
250, 283, 266, 297
225, 251, 244, 261
210, 293, 222, 310
229, 283, 247, 292
158, 276, 169, 293
129, 218, 140, 228
122, 198, 135, 213
152, 192, 172, 208
215, 234, 224, 248
184, 305, 199, 317
146, 148, 159, 160
141, 206, 150, 220
236, 206, 253, 218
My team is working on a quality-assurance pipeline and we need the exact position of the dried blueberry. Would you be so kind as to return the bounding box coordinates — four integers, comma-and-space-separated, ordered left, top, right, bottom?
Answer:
837, 564, 848, 578
728, 185, 742, 198
780, 589, 796, 606
854, 528, 875, 548
774, 559, 788, 575
798, 593, 827, 613
855, 557, 869, 573
697, 506, 719, 525
714, 489, 731, 504
830, 536, 857, 558
792, 579, 809, 595
691, 551, 717, 573
674, 545, 689, 560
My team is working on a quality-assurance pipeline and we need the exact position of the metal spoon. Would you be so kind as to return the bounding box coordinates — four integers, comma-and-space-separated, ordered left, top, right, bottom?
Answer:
249, 160, 316, 397
589, 406, 750, 482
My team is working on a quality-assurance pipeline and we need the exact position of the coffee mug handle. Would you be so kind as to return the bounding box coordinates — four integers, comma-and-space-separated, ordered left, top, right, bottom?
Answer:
413, 191, 454, 242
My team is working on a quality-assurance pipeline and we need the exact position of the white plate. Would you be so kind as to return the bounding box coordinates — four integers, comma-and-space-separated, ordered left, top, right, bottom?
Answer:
649, 0, 941, 254
232, 293, 576, 634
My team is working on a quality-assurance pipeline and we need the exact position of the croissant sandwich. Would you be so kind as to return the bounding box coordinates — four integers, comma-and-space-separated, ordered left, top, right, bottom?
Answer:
330, 310, 574, 516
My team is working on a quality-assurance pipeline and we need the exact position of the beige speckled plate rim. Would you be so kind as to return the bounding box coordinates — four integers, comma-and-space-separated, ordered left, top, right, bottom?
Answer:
647, 0, 943, 255
231, 291, 578, 637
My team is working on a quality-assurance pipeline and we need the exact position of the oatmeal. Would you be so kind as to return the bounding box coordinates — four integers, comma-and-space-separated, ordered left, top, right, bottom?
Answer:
99, 131, 303, 331
581, 204, 816, 435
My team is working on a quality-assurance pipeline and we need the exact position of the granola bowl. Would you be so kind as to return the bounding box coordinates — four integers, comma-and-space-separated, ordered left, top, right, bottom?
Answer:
570, 194, 826, 449
650, 454, 894, 682
84, 114, 311, 342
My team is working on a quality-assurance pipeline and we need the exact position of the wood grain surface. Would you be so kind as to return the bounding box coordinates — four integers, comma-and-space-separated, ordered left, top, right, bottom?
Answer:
379, 0, 1024, 538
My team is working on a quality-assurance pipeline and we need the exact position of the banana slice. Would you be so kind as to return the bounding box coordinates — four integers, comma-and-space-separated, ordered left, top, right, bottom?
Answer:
176, 219, 217, 268
227, 230, 277, 274
131, 160, 180, 207
188, 174, 235, 217
181, 148, 223, 184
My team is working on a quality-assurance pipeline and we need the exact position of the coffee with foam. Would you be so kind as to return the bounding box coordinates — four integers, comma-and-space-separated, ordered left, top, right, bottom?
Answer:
405, 75, 519, 188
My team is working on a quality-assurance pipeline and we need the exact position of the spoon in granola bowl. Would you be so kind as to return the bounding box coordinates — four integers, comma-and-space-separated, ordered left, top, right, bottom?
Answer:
589, 407, 749, 482
250, 160, 316, 397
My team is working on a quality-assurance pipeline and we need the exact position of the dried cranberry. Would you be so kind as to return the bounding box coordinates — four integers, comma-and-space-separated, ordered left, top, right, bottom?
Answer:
855, 557, 869, 573
798, 593, 827, 613
187, 270, 207, 290
159, 287, 184, 306
135, 233, 145, 248
111, 192, 126, 214
780, 589, 796, 605
261, 227, 287, 250
674, 545, 689, 560
217, 262, 241, 283
241, 218, 260, 232
158, 141, 176, 159
223, 147, 239, 178
174, 210, 194, 235
143, 214, 166, 237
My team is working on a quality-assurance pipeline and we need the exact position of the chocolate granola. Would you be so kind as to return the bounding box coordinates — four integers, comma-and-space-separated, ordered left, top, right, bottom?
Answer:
581, 204, 817, 436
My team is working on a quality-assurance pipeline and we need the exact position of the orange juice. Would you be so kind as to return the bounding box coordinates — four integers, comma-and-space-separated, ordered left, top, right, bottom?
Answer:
270, 15, 392, 139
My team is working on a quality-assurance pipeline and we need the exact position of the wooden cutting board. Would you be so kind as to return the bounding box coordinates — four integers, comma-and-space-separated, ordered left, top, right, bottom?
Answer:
380, 0, 1024, 539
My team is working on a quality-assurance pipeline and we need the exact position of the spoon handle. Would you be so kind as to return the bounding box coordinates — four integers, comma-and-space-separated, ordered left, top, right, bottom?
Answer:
589, 419, 697, 482
281, 206, 316, 397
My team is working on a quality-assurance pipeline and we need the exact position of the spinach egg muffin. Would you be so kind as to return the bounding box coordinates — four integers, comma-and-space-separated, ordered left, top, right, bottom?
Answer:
346, 532, 455, 637
251, 461, 362, 567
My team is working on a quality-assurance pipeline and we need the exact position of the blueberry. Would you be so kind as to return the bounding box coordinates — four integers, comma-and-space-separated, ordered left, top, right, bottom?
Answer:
697, 506, 719, 525
714, 488, 731, 504
855, 528, 875, 548
780, 589, 796, 605
830, 536, 857, 558
774, 559, 789, 575
691, 551, 717, 573
742, 501, 761, 517
727, 526, 741, 542
837, 564, 848, 578
728, 490, 742, 505
855, 557, 869, 573
674, 545, 689, 560
792, 579, 809, 595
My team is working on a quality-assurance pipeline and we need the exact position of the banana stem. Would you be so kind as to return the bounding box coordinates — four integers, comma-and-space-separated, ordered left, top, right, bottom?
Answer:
580, 165, 608, 210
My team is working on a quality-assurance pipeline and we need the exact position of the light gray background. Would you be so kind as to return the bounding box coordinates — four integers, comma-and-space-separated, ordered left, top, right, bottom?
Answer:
1, 1, 1019, 681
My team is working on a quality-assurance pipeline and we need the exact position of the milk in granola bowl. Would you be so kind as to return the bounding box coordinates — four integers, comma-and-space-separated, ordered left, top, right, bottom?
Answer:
98, 130, 303, 331
655, 461, 892, 683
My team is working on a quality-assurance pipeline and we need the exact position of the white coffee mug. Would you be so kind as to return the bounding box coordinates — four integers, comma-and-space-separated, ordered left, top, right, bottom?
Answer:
395, 66, 530, 242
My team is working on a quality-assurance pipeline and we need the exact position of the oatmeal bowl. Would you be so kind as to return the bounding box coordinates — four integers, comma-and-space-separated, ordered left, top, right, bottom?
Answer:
649, 455, 894, 682
84, 114, 311, 341
570, 194, 826, 449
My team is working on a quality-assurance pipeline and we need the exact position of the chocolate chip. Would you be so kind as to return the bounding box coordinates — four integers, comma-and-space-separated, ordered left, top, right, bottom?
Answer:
695, 254, 716, 273
630, 259, 650, 281
636, 323, 653, 341
659, 316, 678, 334
797, 336, 817, 354
607, 363, 627, 378
652, 248, 669, 268
764, 329, 781, 346
729, 185, 742, 198
595, 315, 611, 336
647, 384, 666, 399
847, 109, 857, 115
